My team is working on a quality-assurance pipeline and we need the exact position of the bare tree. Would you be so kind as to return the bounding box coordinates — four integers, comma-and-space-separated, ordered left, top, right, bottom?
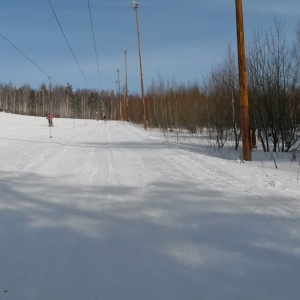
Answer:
204, 45, 240, 149
247, 18, 299, 152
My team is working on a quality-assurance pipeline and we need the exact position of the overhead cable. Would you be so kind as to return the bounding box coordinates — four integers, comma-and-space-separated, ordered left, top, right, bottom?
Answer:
48, 0, 92, 89
88, 0, 102, 90
0, 32, 57, 84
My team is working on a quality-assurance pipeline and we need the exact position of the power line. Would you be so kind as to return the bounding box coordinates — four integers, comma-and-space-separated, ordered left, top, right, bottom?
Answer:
88, 0, 102, 90
0, 31, 57, 84
48, 0, 92, 89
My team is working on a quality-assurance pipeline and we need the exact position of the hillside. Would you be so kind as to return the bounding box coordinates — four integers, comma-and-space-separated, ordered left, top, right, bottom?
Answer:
0, 113, 300, 300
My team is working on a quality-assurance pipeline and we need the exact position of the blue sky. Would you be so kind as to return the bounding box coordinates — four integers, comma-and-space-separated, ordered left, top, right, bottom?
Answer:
1, 0, 299, 94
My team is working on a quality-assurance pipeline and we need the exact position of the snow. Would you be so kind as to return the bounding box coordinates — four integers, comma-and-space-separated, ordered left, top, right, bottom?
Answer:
0, 112, 300, 300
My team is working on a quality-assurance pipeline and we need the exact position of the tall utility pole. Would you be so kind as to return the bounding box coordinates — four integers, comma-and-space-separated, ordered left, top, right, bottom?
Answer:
115, 80, 119, 120
49, 77, 52, 114
131, 0, 147, 129
124, 49, 129, 122
117, 69, 122, 120
235, 0, 251, 161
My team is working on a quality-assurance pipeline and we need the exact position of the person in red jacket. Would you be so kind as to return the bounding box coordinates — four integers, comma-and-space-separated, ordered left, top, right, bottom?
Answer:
46, 113, 53, 126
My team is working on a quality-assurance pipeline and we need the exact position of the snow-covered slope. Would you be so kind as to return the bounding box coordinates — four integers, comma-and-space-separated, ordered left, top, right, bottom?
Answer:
0, 113, 299, 300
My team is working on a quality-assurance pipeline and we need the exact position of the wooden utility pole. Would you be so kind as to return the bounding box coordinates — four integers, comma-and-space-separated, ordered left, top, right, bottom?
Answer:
124, 49, 129, 122
235, 0, 251, 161
117, 69, 122, 120
132, 1, 147, 129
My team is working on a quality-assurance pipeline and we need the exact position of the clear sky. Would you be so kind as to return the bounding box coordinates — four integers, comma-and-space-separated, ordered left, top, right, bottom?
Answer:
0, 0, 299, 94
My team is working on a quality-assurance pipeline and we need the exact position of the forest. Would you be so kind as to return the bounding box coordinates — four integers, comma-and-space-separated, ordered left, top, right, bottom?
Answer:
1, 19, 300, 153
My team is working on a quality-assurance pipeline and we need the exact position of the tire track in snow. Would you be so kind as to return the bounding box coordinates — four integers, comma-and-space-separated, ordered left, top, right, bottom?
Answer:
9, 123, 102, 299
100, 121, 114, 238
97, 121, 118, 300
105, 124, 199, 297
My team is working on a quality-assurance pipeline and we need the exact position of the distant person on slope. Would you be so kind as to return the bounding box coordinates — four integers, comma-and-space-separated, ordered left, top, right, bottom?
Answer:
47, 113, 53, 127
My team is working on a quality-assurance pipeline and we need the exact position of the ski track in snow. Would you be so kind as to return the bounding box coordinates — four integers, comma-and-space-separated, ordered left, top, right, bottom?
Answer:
0, 113, 300, 300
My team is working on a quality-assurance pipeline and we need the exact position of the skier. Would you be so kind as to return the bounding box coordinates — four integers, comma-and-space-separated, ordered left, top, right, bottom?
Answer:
46, 113, 53, 127
103, 115, 107, 124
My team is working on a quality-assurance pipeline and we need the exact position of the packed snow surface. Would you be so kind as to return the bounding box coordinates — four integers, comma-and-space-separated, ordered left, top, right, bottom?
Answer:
0, 113, 300, 300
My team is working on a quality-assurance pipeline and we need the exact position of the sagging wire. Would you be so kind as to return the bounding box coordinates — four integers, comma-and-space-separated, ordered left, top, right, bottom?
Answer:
88, 0, 102, 90
48, 0, 92, 89
0, 32, 58, 84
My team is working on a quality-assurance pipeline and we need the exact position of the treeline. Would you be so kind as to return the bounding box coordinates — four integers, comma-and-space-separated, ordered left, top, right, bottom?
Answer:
0, 81, 148, 125
1, 19, 299, 152
0, 82, 115, 120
